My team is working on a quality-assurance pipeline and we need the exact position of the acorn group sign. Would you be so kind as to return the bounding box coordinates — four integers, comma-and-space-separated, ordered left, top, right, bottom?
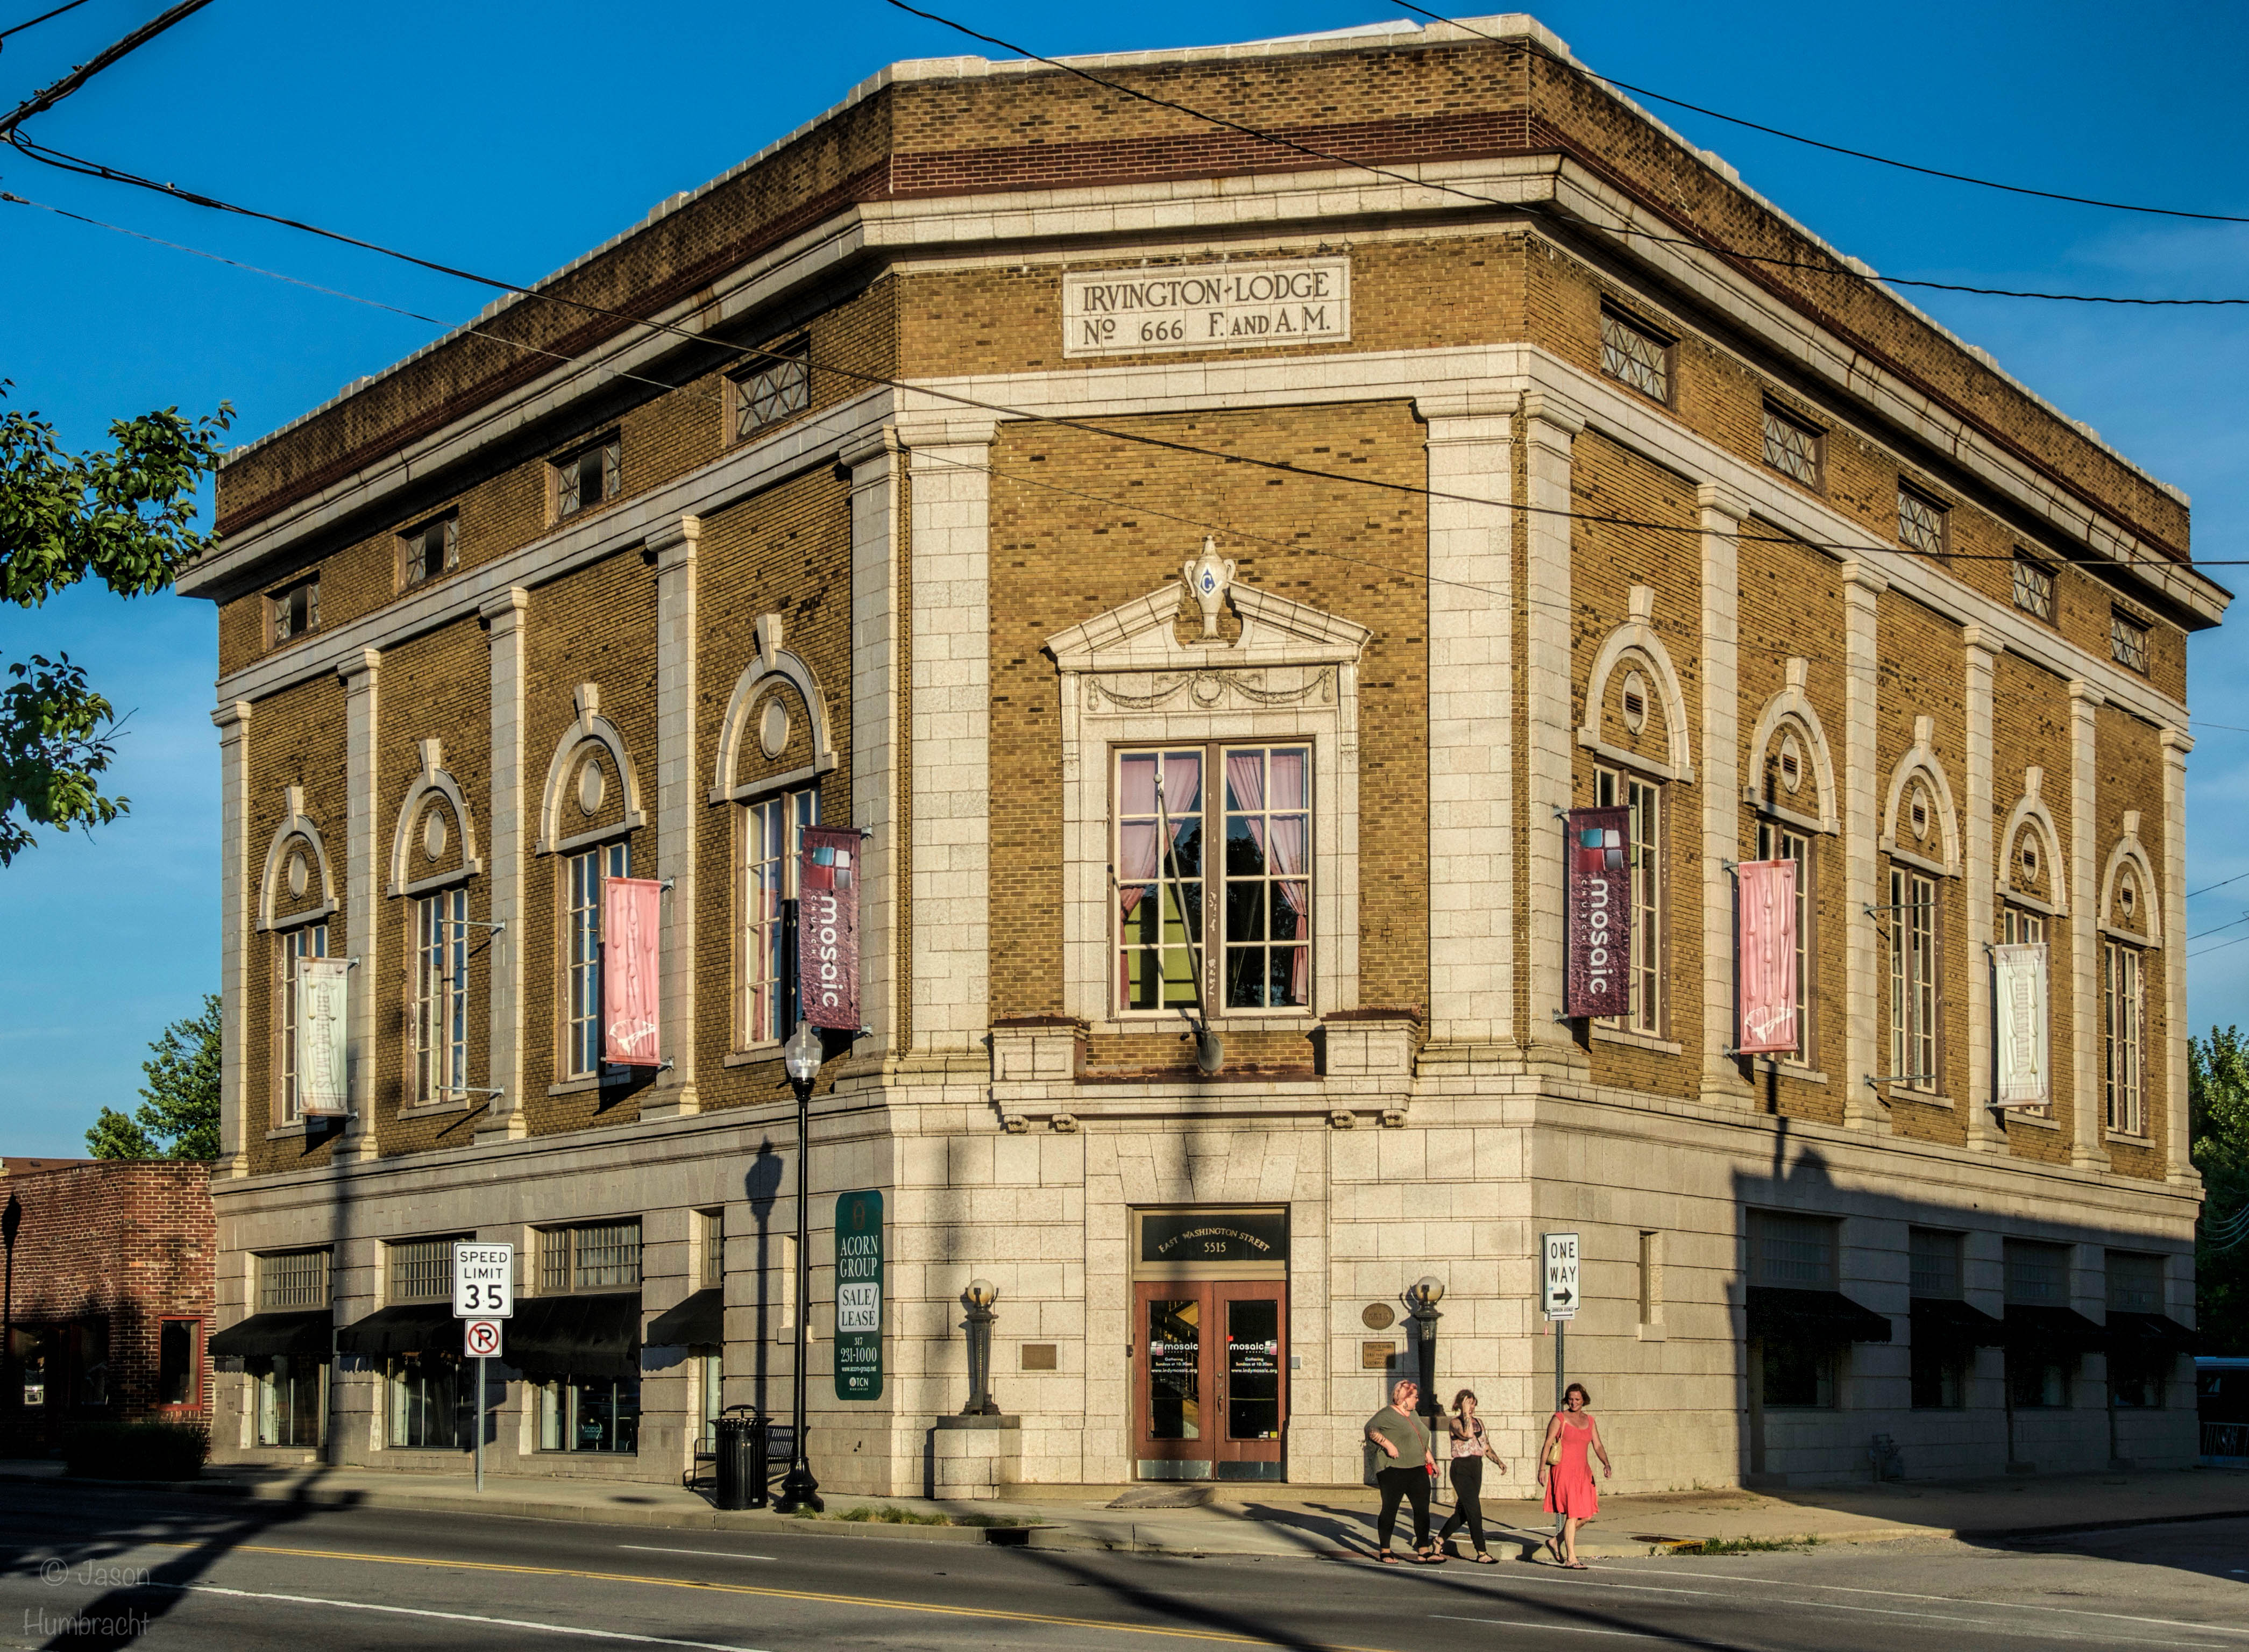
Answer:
834, 1189, 883, 1401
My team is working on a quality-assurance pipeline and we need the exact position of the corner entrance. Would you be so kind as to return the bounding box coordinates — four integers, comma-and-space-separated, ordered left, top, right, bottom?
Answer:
1130, 1208, 1287, 1482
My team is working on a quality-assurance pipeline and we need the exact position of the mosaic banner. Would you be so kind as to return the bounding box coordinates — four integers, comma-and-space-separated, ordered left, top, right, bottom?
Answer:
798, 825, 862, 1031
601, 876, 664, 1066
295, 956, 350, 1117
1736, 859, 1799, 1056
1564, 806, 1630, 1020
1993, 943, 2051, 1108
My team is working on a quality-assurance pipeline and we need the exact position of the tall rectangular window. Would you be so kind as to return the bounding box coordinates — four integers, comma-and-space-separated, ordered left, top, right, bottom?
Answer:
2110, 612, 2150, 673
1909, 1229, 1967, 1411
1599, 308, 1671, 402
412, 889, 469, 1103
2004, 1240, 2075, 1408
269, 575, 318, 645
1888, 868, 1938, 1092
565, 841, 630, 1078
277, 922, 329, 1122
2012, 556, 2055, 621
1910, 1229, 1963, 1300
1115, 744, 1312, 1019
1762, 402, 1824, 488
2104, 941, 2145, 1135
741, 788, 819, 1045
1897, 486, 1948, 557
1750, 1210, 1839, 1409
388, 1354, 469, 1449
696, 1208, 725, 1290
554, 436, 621, 521
1755, 822, 1812, 1064
1597, 767, 1662, 1035
1636, 1230, 1663, 1327
734, 338, 811, 438
157, 1318, 201, 1407
2106, 1251, 2169, 1409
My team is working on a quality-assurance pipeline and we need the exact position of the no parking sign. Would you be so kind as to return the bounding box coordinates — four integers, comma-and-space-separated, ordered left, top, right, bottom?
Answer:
464, 1319, 503, 1358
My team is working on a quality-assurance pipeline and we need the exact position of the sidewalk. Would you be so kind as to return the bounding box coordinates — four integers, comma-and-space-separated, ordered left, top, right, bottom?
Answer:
6, 1458, 2245, 1560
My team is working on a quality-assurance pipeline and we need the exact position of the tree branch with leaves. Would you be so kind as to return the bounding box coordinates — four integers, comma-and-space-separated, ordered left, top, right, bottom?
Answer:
0, 381, 230, 864
87, 992, 221, 1161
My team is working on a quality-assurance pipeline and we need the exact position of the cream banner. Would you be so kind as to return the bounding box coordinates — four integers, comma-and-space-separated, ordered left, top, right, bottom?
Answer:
296, 956, 350, 1117
1993, 942, 2050, 1108
1735, 859, 1799, 1056
602, 877, 664, 1066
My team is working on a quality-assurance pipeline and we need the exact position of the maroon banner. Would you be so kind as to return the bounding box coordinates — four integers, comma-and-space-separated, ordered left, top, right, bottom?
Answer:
1735, 858, 1799, 1055
1564, 806, 1630, 1019
798, 825, 862, 1031
602, 876, 664, 1066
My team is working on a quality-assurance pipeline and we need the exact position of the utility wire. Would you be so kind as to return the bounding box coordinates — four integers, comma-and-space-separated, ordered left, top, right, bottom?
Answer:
876, 0, 2249, 310
0, 0, 213, 136
0, 0, 95, 43
1386, 1, 2249, 228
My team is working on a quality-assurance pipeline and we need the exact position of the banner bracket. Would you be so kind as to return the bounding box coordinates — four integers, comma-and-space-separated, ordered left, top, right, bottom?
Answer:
453, 919, 507, 933
448, 1086, 506, 1096
659, 879, 677, 893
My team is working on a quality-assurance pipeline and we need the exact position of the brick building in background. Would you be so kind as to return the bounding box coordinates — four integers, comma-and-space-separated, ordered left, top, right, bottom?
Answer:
1, 1160, 216, 1450
183, 15, 2218, 1492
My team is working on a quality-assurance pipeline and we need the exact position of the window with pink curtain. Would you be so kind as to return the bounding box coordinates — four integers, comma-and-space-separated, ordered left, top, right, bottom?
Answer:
1222, 746, 1311, 1010
1116, 750, 1202, 1012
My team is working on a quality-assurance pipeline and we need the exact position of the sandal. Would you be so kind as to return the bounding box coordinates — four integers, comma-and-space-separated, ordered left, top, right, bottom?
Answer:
1563, 1560, 1590, 1570
1472, 1552, 1499, 1564
1544, 1536, 1564, 1565
1377, 1550, 1401, 1564
1417, 1548, 1448, 1564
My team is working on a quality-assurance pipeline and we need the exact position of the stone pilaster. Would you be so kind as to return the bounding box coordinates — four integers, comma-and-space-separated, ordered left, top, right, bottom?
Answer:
2067, 679, 2110, 1171
478, 590, 530, 1144
2160, 727, 2194, 1185
1962, 626, 2004, 1151
1840, 561, 1888, 1131
1698, 484, 1751, 1103
1420, 393, 1516, 1064
647, 516, 702, 1117
901, 420, 995, 1063
1522, 393, 1585, 1072
844, 430, 903, 1069
339, 649, 381, 1161
212, 700, 252, 1178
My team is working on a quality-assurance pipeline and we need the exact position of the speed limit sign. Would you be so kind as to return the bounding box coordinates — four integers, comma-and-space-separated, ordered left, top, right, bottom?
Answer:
463, 1318, 503, 1358
453, 1242, 514, 1319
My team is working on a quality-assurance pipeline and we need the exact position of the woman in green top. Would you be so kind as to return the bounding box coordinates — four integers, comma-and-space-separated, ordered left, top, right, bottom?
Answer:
1365, 1377, 1442, 1563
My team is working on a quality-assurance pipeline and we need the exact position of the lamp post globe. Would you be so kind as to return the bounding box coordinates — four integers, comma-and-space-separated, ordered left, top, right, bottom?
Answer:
1403, 1276, 1445, 1425
783, 1021, 823, 1093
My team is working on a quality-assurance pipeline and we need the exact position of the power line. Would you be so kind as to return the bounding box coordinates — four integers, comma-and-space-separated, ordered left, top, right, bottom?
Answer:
1386, 2, 2249, 228
875, 0, 2249, 310
0, 0, 96, 44
0, 0, 214, 137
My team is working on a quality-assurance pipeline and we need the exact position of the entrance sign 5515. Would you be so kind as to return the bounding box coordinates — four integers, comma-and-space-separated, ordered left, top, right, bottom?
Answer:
1063, 258, 1351, 358
834, 1190, 883, 1401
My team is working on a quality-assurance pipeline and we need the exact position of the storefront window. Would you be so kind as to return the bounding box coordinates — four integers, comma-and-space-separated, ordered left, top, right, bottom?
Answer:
539, 1373, 640, 1453
157, 1318, 200, 1406
389, 1352, 471, 1449
254, 1354, 327, 1447
697, 1350, 721, 1452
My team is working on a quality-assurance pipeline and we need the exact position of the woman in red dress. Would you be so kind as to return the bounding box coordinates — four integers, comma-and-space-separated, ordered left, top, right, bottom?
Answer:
1536, 1382, 1612, 1569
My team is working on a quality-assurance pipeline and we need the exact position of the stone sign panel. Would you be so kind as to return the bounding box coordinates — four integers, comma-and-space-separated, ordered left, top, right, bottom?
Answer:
1062, 258, 1350, 358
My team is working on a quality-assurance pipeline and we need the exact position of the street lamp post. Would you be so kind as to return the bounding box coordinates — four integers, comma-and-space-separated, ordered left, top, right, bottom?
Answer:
961, 1279, 1001, 1416
774, 1008, 826, 1514
1403, 1275, 1445, 1429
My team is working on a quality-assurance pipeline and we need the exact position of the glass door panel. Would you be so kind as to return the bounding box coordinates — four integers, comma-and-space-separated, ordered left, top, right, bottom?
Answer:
1225, 1298, 1281, 1441
1146, 1298, 1201, 1440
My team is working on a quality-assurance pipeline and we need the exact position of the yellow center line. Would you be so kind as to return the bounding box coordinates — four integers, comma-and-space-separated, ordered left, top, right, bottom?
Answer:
147, 1540, 1401, 1652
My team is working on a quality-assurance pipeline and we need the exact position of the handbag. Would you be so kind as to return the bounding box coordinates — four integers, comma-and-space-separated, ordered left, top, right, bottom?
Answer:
1542, 1428, 1564, 1469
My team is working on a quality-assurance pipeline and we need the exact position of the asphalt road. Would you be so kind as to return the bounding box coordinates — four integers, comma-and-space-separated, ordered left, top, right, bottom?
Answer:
0, 1483, 2243, 1652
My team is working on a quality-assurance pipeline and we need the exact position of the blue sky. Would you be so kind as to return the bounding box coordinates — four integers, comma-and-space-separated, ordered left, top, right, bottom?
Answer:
2, 1, 2245, 1154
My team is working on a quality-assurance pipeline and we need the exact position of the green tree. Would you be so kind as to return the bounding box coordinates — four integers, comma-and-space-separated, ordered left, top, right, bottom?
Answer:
86, 993, 222, 1162
2190, 1026, 2249, 1355
1, 382, 232, 865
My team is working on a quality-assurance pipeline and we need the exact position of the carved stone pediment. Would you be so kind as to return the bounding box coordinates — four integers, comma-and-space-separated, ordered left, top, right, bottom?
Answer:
1087, 664, 1338, 714
1045, 578, 1371, 677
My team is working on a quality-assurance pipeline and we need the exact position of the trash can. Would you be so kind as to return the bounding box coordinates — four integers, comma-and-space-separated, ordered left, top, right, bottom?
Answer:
714, 1408, 767, 1510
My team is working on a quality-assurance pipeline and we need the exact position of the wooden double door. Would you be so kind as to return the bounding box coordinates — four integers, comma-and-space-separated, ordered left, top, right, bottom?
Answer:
1133, 1279, 1287, 1480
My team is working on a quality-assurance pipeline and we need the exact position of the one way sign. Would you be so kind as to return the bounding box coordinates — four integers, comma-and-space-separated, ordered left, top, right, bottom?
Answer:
1542, 1232, 1580, 1321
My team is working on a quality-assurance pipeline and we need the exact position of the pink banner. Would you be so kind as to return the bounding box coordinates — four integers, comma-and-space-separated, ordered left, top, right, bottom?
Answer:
1736, 858, 1798, 1055
602, 876, 664, 1066
798, 825, 862, 1031
1564, 806, 1630, 1019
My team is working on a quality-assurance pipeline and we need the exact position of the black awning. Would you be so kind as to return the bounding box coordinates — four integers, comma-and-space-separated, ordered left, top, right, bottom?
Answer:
2003, 1302, 2108, 1354
2107, 1310, 2196, 1355
210, 1311, 334, 1359
1747, 1286, 1894, 1345
644, 1288, 722, 1348
1911, 1296, 2007, 1349
507, 1293, 641, 1379
335, 1303, 459, 1358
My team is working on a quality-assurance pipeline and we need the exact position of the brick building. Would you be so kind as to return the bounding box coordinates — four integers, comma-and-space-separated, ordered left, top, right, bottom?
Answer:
184, 16, 2217, 1491
1, 1160, 216, 1449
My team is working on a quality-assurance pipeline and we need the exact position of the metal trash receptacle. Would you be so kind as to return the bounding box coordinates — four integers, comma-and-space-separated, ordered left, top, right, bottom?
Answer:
714, 1409, 767, 1510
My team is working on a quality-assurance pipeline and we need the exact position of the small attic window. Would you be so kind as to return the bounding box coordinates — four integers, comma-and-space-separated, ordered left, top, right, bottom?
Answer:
1621, 670, 1649, 735
1777, 732, 1804, 795
1909, 789, 1931, 840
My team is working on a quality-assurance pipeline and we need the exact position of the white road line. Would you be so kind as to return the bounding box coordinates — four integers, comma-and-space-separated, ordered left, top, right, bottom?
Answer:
162, 1582, 774, 1651
616, 1545, 779, 1562
1431, 1614, 1661, 1640
1590, 1561, 2249, 1640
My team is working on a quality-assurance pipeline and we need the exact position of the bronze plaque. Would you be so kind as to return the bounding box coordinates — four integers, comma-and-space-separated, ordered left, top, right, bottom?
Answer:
1361, 1340, 1397, 1370
1360, 1302, 1395, 1330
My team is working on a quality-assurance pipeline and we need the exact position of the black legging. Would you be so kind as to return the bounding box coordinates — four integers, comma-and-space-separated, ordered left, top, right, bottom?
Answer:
1375, 1464, 1431, 1551
1438, 1457, 1485, 1551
